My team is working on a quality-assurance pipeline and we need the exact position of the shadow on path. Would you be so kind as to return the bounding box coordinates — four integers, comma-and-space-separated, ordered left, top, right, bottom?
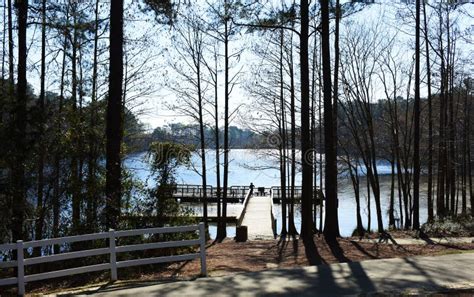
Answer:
303, 237, 323, 266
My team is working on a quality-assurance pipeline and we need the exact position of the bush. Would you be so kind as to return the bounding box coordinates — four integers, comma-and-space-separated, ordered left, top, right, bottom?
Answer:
421, 214, 474, 237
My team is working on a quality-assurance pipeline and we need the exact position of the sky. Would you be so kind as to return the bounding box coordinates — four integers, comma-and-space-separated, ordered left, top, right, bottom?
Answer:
2, 0, 473, 131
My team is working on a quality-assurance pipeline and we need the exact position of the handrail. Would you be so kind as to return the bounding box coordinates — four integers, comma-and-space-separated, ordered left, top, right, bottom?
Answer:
0, 223, 207, 296
237, 188, 253, 227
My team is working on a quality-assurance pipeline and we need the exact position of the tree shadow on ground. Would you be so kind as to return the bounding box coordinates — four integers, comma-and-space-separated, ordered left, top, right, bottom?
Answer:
349, 241, 377, 259
325, 236, 351, 263
303, 237, 324, 266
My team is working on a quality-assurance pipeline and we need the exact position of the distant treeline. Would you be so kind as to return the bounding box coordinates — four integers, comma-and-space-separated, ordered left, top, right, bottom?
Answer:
126, 123, 269, 152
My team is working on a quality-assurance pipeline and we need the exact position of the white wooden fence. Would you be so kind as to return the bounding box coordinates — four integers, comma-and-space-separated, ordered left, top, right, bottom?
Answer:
0, 223, 207, 295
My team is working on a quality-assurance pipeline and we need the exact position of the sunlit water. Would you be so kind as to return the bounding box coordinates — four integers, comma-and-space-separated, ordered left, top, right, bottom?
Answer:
125, 149, 448, 238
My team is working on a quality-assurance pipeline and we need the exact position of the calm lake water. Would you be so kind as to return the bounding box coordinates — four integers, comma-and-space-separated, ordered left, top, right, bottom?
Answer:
125, 149, 434, 238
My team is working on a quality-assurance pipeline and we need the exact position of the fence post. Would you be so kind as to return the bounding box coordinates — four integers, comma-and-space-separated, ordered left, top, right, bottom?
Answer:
198, 223, 207, 277
109, 229, 117, 281
17, 240, 25, 296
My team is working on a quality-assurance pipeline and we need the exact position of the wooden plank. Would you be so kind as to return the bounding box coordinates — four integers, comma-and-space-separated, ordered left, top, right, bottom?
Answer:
115, 225, 198, 238
0, 260, 17, 269
109, 230, 117, 281
23, 232, 108, 249
25, 263, 110, 283
24, 248, 110, 266
199, 223, 207, 276
116, 239, 200, 254
116, 253, 199, 269
0, 243, 16, 252
0, 277, 17, 286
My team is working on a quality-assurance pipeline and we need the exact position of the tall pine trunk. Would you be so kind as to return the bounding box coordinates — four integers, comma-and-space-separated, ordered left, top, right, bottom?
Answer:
423, 0, 434, 222
300, 0, 314, 241
86, 0, 101, 231
321, 0, 339, 240
71, 6, 81, 234
52, 3, 69, 252
34, 0, 47, 256
412, 0, 421, 230
106, 0, 124, 230
288, 36, 298, 236
196, 50, 208, 228
212, 51, 223, 238
279, 29, 287, 236
12, 0, 28, 242
218, 0, 230, 241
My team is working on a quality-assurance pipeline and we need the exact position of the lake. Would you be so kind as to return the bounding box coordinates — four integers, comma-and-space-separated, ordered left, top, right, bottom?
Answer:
125, 149, 433, 238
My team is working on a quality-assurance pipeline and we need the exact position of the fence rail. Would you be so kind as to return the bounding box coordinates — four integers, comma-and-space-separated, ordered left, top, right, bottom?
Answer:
0, 223, 207, 296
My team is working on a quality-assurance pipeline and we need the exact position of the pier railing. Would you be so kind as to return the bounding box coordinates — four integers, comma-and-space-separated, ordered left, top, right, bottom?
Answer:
271, 186, 322, 204
237, 189, 253, 227
0, 223, 207, 296
173, 184, 250, 202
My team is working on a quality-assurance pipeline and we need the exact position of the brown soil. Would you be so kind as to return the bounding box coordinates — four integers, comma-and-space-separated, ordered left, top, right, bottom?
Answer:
172, 236, 474, 277
19, 235, 474, 296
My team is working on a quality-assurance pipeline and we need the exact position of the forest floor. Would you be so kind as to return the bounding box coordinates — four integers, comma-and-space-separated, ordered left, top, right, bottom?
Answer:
20, 235, 474, 296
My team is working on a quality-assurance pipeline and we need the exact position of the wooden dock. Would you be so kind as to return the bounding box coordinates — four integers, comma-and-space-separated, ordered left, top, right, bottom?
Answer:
240, 194, 275, 240
173, 185, 249, 203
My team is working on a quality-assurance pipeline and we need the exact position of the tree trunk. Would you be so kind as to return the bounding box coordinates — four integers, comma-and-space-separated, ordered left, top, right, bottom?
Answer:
279, 29, 287, 236
86, 0, 101, 232
348, 156, 364, 237
71, 6, 81, 234
7, 0, 13, 88
196, 51, 208, 228
213, 51, 224, 239
367, 176, 371, 232
106, 0, 124, 230
219, 0, 230, 241
389, 156, 396, 228
12, 0, 28, 242
423, 0, 434, 222
437, 5, 446, 218
300, 0, 313, 241
468, 90, 474, 217
34, 0, 47, 256
288, 34, 298, 237
1, 0, 6, 79
52, 2, 69, 253
321, 0, 340, 240
412, 0, 421, 230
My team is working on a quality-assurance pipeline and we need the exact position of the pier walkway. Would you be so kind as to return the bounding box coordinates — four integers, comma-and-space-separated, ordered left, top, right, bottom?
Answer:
240, 193, 275, 240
